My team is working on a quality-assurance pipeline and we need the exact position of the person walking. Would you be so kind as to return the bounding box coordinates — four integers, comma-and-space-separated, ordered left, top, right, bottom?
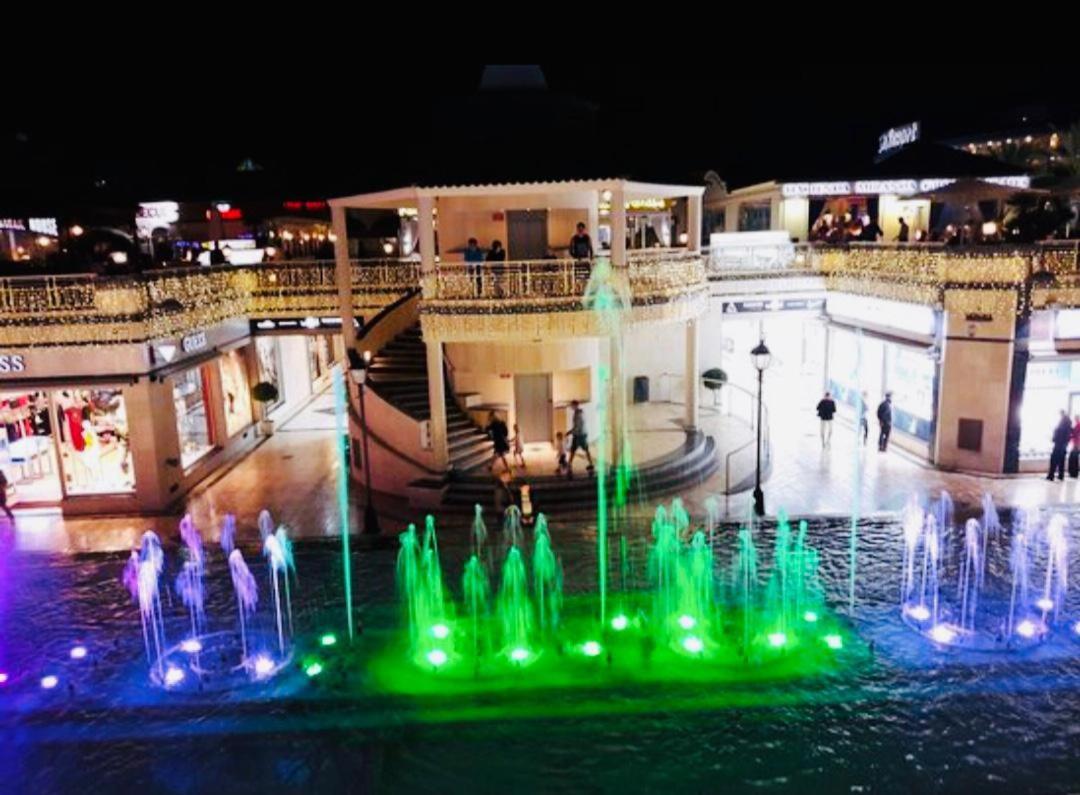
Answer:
1048, 410, 1072, 481
896, 218, 910, 242
877, 392, 893, 452
464, 237, 485, 297
566, 400, 594, 479
815, 391, 837, 449
0, 468, 14, 521
487, 410, 511, 474
857, 390, 870, 445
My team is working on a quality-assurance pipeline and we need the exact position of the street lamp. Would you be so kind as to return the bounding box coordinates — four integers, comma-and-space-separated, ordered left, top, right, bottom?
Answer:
348, 348, 381, 536
750, 339, 771, 517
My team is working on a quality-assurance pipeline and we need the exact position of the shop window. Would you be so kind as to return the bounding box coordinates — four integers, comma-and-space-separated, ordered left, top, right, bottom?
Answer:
738, 203, 771, 232
307, 334, 333, 385
1019, 360, 1080, 458
218, 349, 253, 437
60, 389, 136, 495
173, 366, 214, 469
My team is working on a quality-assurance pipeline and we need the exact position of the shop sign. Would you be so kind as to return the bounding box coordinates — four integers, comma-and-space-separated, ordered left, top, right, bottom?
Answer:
250, 317, 358, 332
878, 121, 921, 156
722, 298, 825, 314
28, 217, 58, 236
0, 354, 26, 373
0, 218, 27, 231
181, 331, 208, 353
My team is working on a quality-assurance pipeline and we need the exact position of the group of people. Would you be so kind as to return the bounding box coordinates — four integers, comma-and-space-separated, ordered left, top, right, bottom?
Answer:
461, 223, 594, 296
815, 391, 894, 452
1047, 410, 1080, 481
486, 400, 594, 480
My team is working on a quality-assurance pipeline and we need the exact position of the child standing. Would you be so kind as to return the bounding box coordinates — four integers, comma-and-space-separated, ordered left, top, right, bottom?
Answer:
511, 423, 526, 469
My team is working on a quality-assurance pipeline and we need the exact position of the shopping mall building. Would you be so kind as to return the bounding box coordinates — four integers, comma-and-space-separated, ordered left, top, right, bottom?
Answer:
3, 172, 1080, 515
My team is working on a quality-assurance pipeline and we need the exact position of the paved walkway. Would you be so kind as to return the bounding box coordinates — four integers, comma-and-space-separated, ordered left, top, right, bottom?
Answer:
7, 390, 1076, 555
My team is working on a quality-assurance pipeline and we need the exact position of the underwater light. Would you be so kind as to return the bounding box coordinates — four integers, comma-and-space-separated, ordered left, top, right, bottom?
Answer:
252, 655, 275, 678
0, 672, 8, 685
929, 624, 955, 644
1074, 620, 1080, 636
582, 641, 602, 657
768, 632, 788, 648
1036, 598, 1054, 612
611, 614, 629, 631
180, 639, 203, 654
1015, 620, 1039, 639
427, 649, 448, 667
320, 633, 337, 647
907, 604, 931, 622
824, 634, 843, 650
510, 647, 530, 663
305, 661, 324, 677
69, 645, 87, 660
430, 623, 450, 639
803, 611, 819, 623
682, 636, 704, 654
163, 666, 184, 687
40, 675, 58, 690
677, 614, 697, 630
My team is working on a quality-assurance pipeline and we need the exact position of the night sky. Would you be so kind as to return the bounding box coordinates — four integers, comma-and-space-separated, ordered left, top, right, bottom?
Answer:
2, 65, 1077, 206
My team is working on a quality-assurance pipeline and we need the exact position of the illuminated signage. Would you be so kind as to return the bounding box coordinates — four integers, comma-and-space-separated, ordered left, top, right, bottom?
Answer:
283, 201, 328, 212
0, 355, 26, 373
722, 298, 825, 314
781, 176, 1031, 198
878, 121, 920, 155
250, 317, 359, 333
181, 331, 207, 353
28, 218, 58, 236
827, 293, 935, 337
0, 219, 27, 231
137, 201, 180, 237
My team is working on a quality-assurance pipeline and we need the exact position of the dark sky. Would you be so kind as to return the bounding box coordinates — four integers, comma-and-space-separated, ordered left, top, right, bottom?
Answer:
2, 64, 1077, 205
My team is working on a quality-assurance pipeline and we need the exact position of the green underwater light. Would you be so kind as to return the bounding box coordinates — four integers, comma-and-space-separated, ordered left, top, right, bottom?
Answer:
305, 661, 324, 677
767, 632, 788, 648
427, 649, 448, 667
582, 640, 602, 657
510, 647, 530, 663
611, 614, 629, 631
824, 634, 843, 650
678, 614, 697, 630
682, 635, 704, 654
431, 623, 450, 639
320, 633, 337, 647
803, 611, 819, 623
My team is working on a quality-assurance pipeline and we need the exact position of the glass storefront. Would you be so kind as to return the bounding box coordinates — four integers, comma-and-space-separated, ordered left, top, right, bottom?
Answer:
173, 366, 214, 469
307, 334, 334, 385
218, 348, 253, 437
255, 337, 283, 413
828, 328, 935, 442
0, 387, 135, 502
1019, 360, 1080, 458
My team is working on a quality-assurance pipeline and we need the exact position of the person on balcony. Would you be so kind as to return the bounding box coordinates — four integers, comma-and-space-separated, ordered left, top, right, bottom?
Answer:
486, 240, 506, 298
569, 222, 593, 259
464, 237, 485, 297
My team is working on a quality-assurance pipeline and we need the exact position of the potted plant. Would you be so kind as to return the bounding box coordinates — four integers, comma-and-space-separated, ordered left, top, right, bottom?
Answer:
702, 367, 727, 406
251, 381, 280, 436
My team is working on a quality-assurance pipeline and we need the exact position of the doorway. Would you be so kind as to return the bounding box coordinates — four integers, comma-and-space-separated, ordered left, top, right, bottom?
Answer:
514, 374, 552, 444
507, 210, 549, 260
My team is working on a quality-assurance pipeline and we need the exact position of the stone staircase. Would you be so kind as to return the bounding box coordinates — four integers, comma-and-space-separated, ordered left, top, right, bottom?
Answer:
366, 325, 493, 472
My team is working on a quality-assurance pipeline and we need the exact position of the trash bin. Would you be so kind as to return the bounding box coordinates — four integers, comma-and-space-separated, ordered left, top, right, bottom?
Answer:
633, 375, 649, 404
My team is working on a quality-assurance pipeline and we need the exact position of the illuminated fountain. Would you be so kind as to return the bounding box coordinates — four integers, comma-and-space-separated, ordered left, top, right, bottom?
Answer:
902, 492, 1068, 649
121, 512, 296, 690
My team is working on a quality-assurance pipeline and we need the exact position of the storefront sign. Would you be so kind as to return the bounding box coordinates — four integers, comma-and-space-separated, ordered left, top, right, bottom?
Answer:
878, 121, 921, 155
722, 298, 825, 314
0, 354, 26, 373
0, 218, 27, 231
28, 217, 58, 236
250, 317, 358, 333
780, 176, 1029, 199
181, 331, 208, 353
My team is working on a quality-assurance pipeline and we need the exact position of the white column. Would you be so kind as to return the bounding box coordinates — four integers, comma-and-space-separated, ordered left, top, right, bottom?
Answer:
587, 198, 600, 250
610, 186, 627, 267
725, 202, 740, 232
685, 317, 700, 430
687, 194, 703, 252
418, 195, 436, 278
331, 204, 355, 350
425, 339, 449, 471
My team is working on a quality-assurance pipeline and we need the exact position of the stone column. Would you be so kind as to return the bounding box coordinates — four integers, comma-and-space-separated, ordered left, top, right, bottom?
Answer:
685, 317, 700, 430
610, 186, 627, 268
687, 194, 703, 251
418, 195, 436, 285
331, 204, 355, 349
425, 338, 449, 471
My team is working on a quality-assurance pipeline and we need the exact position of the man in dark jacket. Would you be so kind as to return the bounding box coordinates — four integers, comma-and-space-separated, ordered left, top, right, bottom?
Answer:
815, 391, 837, 449
569, 223, 593, 260
1048, 410, 1072, 481
877, 393, 893, 452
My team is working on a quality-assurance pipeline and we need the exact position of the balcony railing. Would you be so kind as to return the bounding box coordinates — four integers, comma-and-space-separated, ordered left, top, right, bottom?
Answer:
427, 259, 591, 303
0, 259, 421, 347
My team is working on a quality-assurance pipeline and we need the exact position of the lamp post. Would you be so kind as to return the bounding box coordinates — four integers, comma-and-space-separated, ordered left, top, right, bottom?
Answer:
750, 339, 771, 517
349, 348, 381, 536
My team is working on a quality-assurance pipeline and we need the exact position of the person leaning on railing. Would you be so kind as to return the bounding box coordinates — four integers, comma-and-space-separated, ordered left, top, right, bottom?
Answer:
569, 222, 594, 260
